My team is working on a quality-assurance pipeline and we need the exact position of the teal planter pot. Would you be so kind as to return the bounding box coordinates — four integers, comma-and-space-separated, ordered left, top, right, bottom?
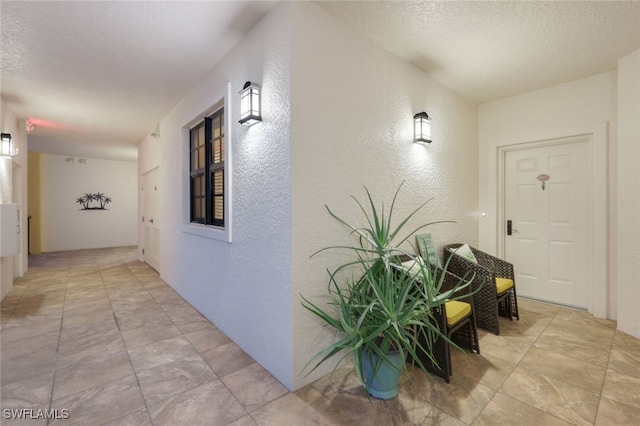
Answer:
362, 351, 405, 399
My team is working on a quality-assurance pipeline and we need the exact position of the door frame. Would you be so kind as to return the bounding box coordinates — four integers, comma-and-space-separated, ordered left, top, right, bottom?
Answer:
142, 166, 160, 272
495, 123, 608, 318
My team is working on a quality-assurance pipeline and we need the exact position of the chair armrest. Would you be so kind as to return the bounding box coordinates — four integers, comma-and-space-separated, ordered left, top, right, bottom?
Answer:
444, 251, 495, 296
470, 247, 514, 280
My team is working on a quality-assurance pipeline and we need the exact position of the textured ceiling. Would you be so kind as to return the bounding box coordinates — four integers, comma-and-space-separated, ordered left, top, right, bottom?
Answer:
316, 0, 640, 103
0, 0, 277, 160
1, 1, 639, 161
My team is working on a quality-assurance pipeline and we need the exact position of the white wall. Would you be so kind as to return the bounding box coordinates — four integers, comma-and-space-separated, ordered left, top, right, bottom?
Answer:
138, 1, 479, 392
40, 153, 137, 252
616, 49, 640, 338
478, 72, 617, 319
140, 2, 294, 388
290, 2, 479, 389
0, 97, 28, 300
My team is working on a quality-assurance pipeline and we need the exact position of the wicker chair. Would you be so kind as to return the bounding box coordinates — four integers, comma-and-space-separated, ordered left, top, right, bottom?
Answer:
443, 244, 519, 335
401, 258, 480, 383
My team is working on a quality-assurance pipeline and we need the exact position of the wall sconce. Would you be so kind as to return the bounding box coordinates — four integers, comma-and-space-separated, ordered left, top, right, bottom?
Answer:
239, 81, 262, 126
413, 112, 432, 144
150, 123, 160, 139
0, 133, 18, 158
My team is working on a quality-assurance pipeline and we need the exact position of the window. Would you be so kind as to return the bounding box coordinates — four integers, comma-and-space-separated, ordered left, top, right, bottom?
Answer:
190, 107, 225, 227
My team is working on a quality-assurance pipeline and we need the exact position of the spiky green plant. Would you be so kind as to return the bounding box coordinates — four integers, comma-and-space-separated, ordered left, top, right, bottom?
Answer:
301, 182, 475, 391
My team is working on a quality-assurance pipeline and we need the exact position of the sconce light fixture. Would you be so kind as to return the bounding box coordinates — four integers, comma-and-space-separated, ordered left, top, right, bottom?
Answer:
0, 133, 17, 158
150, 123, 160, 139
239, 81, 262, 126
413, 112, 432, 144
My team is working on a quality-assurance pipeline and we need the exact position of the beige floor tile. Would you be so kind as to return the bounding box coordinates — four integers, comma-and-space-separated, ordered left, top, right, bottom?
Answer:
310, 364, 362, 400
473, 393, 572, 426
52, 350, 134, 400
102, 408, 153, 426
607, 346, 640, 376
534, 329, 612, 367
201, 342, 257, 378
226, 414, 258, 426
121, 321, 182, 348
184, 324, 232, 352
127, 335, 198, 372
1, 312, 62, 343
449, 350, 516, 390
390, 386, 468, 425
404, 369, 495, 424
50, 375, 145, 425
1, 330, 60, 361
222, 362, 289, 412
249, 386, 324, 425
114, 307, 170, 331
61, 302, 114, 329
58, 317, 125, 356
1, 346, 58, 385
545, 309, 615, 347
601, 369, 640, 409
500, 366, 599, 425
518, 347, 607, 393
6, 248, 639, 426
1, 371, 54, 408
0, 404, 51, 425
171, 312, 214, 333
158, 299, 202, 319
595, 395, 640, 426
136, 354, 217, 405
147, 380, 247, 426
475, 329, 536, 364
613, 330, 640, 356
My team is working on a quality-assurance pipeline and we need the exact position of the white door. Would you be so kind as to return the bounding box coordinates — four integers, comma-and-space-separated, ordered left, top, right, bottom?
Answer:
142, 167, 160, 272
504, 140, 588, 308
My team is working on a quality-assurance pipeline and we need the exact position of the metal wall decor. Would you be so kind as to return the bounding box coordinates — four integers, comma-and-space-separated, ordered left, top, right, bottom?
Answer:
76, 193, 112, 210
537, 174, 550, 191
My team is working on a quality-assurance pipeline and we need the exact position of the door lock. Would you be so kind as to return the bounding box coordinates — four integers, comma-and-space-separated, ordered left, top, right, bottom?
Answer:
507, 220, 519, 235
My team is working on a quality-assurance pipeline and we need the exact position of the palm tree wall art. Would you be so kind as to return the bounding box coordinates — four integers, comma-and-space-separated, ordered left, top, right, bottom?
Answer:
76, 193, 112, 210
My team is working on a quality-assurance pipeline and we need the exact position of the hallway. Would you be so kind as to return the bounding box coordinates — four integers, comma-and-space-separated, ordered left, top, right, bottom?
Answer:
1, 247, 639, 425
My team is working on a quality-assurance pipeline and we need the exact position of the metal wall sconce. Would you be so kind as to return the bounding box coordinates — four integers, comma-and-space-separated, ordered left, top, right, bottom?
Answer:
239, 81, 262, 126
0, 133, 18, 158
413, 112, 432, 144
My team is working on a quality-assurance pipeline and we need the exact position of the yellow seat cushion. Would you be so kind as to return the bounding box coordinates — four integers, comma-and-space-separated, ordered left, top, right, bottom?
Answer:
445, 300, 471, 326
495, 277, 514, 294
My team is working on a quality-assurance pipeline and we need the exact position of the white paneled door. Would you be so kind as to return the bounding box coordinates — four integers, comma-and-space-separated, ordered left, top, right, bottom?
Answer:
504, 140, 588, 308
142, 167, 160, 272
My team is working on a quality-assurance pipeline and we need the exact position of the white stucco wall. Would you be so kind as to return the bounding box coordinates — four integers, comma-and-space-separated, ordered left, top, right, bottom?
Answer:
478, 72, 617, 319
290, 2, 479, 389
40, 153, 137, 252
0, 98, 28, 300
142, 2, 294, 388
616, 49, 640, 338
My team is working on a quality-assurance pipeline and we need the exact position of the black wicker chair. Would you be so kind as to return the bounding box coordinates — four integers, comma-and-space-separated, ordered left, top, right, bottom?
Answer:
400, 257, 480, 383
443, 244, 519, 335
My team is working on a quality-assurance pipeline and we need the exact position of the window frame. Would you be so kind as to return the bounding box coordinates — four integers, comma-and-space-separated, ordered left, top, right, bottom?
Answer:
181, 83, 232, 243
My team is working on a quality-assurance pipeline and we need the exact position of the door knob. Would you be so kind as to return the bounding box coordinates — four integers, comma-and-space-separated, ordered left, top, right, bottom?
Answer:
149, 218, 154, 223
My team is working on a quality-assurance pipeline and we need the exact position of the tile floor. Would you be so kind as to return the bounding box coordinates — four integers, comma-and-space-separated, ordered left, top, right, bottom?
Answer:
1, 247, 639, 425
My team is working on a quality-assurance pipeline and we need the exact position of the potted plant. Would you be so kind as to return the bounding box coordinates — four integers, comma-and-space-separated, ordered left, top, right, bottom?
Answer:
301, 183, 473, 399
